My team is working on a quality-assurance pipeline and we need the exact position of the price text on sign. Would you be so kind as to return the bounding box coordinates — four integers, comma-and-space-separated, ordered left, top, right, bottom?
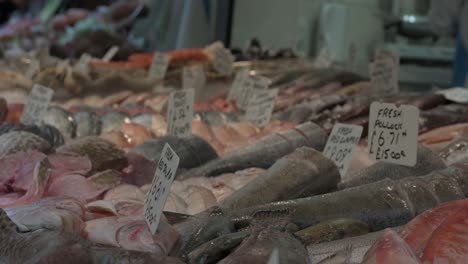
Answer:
144, 143, 180, 234
237, 75, 271, 110
323, 124, 363, 176
21, 84, 54, 125
183, 65, 206, 92
245, 88, 279, 128
368, 102, 419, 166
369, 59, 399, 97
228, 68, 250, 102
167, 89, 194, 137
148, 52, 170, 80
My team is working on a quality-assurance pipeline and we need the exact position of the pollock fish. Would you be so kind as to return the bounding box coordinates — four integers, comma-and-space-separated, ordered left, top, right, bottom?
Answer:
178, 122, 327, 178
218, 147, 340, 210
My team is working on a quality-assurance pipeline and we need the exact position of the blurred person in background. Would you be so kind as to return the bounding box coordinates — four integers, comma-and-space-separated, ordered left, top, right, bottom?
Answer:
430, 0, 468, 87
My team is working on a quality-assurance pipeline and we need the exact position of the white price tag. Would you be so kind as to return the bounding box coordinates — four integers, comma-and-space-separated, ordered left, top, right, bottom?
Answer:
237, 75, 272, 110
245, 88, 279, 128
206, 41, 234, 76
102, 46, 119, 62
324, 124, 363, 176
76, 53, 92, 73
144, 143, 180, 234
227, 68, 250, 101
369, 58, 399, 98
25, 59, 40, 80
348, 43, 357, 72
167, 89, 194, 137
148, 52, 170, 80
267, 248, 279, 264
21, 84, 54, 125
314, 47, 333, 68
183, 65, 206, 93
373, 48, 400, 96
437, 87, 468, 104
368, 102, 419, 166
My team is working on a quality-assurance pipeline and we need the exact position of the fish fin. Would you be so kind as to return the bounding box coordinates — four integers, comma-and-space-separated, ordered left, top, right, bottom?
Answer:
163, 211, 193, 225
0, 209, 16, 232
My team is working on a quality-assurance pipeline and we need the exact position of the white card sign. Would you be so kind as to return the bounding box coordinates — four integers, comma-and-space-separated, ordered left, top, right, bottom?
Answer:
148, 52, 170, 80
369, 58, 399, 98
228, 68, 250, 102
144, 143, 180, 234
324, 124, 363, 176
206, 42, 234, 76
437, 87, 468, 104
245, 88, 279, 128
21, 84, 54, 125
237, 75, 272, 110
368, 102, 419, 166
267, 248, 279, 264
183, 65, 206, 93
314, 47, 334, 68
102, 46, 119, 62
166, 89, 194, 137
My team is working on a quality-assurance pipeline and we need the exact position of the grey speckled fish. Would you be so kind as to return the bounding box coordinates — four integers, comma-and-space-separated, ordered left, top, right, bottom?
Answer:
0, 209, 185, 264
218, 147, 340, 210
131, 135, 218, 170
101, 111, 129, 133
339, 144, 446, 189
43, 106, 77, 139
175, 165, 468, 253
0, 131, 52, 157
178, 122, 327, 178
74, 112, 102, 137
438, 135, 468, 166
57, 136, 127, 172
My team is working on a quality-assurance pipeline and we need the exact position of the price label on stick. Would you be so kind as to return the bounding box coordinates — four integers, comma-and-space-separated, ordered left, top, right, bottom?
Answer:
21, 84, 54, 125
324, 124, 363, 176
144, 143, 180, 235
237, 75, 271, 110
183, 65, 206, 93
368, 102, 419, 166
166, 89, 194, 137
102, 46, 119, 62
148, 52, 170, 80
267, 248, 279, 264
228, 68, 250, 102
245, 88, 279, 128
369, 59, 399, 98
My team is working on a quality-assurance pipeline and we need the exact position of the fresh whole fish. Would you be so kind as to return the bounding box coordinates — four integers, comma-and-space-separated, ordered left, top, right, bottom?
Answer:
218, 147, 340, 210
0, 123, 64, 147
57, 136, 127, 172
0, 131, 52, 157
175, 165, 468, 253
131, 135, 218, 170
43, 106, 77, 138
101, 111, 129, 133
438, 135, 468, 166
178, 122, 327, 178
0, 209, 184, 263
74, 111, 102, 137
339, 145, 446, 189
295, 218, 370, 245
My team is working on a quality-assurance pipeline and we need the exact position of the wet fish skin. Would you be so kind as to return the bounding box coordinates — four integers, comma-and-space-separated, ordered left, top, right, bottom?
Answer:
339, 145, 446, 189
295, 218, 369, 245
218, 147, 340, 210
43, 106, 77, 139
101, 111, 129, 133
176, 166, 468, 252
179, 122, 327, 178
0, 131, 52, 157
74, 111, 102, 137
131, 135, 218, 170
57, 136, 127, 172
